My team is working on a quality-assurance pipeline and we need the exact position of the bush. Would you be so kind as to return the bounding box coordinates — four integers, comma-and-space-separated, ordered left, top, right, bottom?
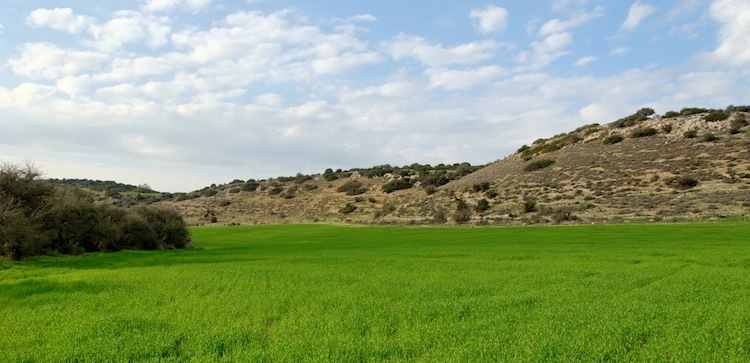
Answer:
700, 132, 718, 142
602, 134, 624, 145
382, 179, 413, 193
661, 124, 673, 134
663, 111, 679, 118
522, 197, 537, 214
474, 199, 490, 213
339, 203, 356, 214
0, 162, 191, 260
337, 181, 367, 195
666, 176, 699, 190
704, 110, 729, 122
242, 180, 259, 192
630, 127, 658, 138
684, 129, 698, 139
523, 159, 555, 172
452, 200, 471, 224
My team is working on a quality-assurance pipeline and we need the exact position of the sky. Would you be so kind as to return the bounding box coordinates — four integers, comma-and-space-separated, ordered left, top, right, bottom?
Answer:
0, 0, 749, 192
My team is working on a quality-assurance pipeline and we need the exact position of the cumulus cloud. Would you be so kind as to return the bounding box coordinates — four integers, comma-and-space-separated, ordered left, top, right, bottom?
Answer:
706, 0, 750, 66
622, 1, 656, 31
470, 5, 509, 34
385, 34, 498, 67
518, 32, 573, 68
26, 7, 96, 34
86, 11, 171, 51
140, 0, 212, 13
7, 43, 108, 80
427, 66, 507, 90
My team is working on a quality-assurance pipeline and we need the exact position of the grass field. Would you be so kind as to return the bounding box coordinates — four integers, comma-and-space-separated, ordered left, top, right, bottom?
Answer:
2, 223, 750, 361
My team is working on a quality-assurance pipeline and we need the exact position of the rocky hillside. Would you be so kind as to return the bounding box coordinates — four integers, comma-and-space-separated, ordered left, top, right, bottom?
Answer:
161, 106, 750, 226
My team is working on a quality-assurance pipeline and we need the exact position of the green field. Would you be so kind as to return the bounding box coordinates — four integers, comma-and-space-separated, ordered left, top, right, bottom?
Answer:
2, 223, 750, 361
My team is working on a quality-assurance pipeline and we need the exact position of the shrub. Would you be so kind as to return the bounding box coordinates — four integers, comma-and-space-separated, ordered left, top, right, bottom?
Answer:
523, 159, 555, 172
700, 132, 718, 142
471, 182, 491, 193
452, 199, 471, 224
382, 179, 413, 193
339, 203, 356, 214
663, 111, 679, 118
522, 197, 537, 214
666, 176, 699, 190
242, 180, 259, 192
268, 187, 283, 195
630, 127, 658, 138
684, 129, 698, 139
661, 124, 673, 134
337, 181, 366, 195
474, 199, 490, 213
220, 200, 231, 206
704, 110, 729, 122
202, 189, 218, 197
602, 134, 624, 145
432, 209, 447, 224
680, 107, 708, 116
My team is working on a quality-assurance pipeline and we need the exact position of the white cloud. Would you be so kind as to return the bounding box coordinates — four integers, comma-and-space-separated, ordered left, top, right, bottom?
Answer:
348, 14, 377, 22
141, 0, 212, 13
7, 43, 108, 80
666, 0, 701, 21
610, 46, 630, 55
385, 34, 498, 67
539, 6, 604, 36
427, 66, 507, 90
706, 0, 750, 66
519, 32, 572, 68
470, 5, 509, 34
0, 23, 4, 34
26, 8, 96, 34
575, 56, 597, 66
86, 11, 171, 52
622, 1, 656, 31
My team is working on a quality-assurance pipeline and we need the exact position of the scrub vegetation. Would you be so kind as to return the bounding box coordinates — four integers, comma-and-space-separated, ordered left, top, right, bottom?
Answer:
2, 223, 750, 361
0, 162, 191, 260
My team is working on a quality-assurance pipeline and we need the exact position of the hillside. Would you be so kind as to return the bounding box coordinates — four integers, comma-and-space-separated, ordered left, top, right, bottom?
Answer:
160, 106, 750, 226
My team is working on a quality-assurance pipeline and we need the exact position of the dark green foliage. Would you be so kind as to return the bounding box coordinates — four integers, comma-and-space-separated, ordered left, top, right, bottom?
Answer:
268, 187, 283, 196
293, 173, 313, 184
419, 171, 451, 189
382, 178, 413, 193
202, 190, 218, 197
474, 199, 490, 213
522, 197, 537, 214
452, 199, 471, 224
630, 127, 658, 138
663, 111, 679, 118
703, 110, 729, 122
613, 108, 654, 128
242, 180, 259, 192
336, 181, 367, 196
603, 134, 624, 145
517, 145, 530, 154
684, 129, 698, 139
228, 188, 240, 194
680, 107, 709, 116
729, 116, 748, 134
523, 159, 555, 172
700, 132, 719, 142
666, 176, 699, 190
661, 124, 673, 134
0, 162, 191, 260
339, 203, 356, 214
46, 178, 157, 194
471, 182, 491, 193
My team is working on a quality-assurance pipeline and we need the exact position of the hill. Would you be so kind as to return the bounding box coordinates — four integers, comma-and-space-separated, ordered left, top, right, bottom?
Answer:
159, 106, 750, 226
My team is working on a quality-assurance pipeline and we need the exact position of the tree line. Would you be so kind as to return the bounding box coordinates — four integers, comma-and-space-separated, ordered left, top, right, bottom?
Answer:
0, 162, 191, 260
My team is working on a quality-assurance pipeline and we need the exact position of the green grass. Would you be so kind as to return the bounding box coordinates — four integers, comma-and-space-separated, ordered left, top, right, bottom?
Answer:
2, 223, 750, 361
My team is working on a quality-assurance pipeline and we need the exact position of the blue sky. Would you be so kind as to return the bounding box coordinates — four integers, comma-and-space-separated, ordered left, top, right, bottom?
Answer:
0, 0, 748, 192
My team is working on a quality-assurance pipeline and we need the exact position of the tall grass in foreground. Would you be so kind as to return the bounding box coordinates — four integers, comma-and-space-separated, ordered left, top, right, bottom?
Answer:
2, 223, 750, 361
